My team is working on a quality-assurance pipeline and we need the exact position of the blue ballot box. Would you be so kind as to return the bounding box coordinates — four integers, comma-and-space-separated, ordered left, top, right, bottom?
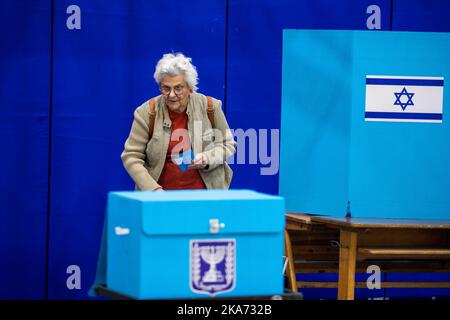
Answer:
106, 189, 285, 299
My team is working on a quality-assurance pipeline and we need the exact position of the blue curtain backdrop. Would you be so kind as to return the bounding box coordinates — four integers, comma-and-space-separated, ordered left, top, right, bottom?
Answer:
0, 0, 449, 299
0, 0, 51, 299
47, 0, 226, 299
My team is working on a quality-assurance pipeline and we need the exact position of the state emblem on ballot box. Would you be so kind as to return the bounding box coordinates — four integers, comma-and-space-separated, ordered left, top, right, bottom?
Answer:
190, 239, 236, 296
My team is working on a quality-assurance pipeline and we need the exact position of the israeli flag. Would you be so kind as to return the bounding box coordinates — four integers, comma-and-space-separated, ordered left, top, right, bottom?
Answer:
365, 75, 444, 123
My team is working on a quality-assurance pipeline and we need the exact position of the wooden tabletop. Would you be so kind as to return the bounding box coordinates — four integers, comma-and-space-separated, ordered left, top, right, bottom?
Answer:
286, 213, 312, 223
286, 212, 450, 229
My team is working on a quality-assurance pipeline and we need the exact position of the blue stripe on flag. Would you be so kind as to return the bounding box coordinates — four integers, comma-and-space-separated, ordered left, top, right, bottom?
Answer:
365, 112, 442, 120
366, 78, 444, 86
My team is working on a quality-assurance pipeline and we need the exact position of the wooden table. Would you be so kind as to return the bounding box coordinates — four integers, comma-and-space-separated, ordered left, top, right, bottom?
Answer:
284, 213, 450, 300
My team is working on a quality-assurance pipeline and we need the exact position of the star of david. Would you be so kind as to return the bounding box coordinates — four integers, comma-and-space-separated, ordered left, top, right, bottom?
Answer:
394, 87, 414, 111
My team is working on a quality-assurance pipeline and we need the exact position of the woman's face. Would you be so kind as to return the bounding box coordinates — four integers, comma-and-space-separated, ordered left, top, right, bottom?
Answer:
160, 74, 191, 113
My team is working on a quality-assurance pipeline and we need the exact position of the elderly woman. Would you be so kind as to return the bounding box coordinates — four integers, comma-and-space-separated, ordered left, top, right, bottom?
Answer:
88, 54, 236, 296
121, 53, 236, 190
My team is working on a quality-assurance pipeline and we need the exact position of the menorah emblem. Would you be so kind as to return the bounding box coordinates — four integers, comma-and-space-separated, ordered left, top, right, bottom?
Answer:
200, 246, 226, 283
190, 239, 236, 296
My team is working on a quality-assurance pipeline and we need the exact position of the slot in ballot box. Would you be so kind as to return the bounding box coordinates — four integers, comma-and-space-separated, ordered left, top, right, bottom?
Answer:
106, 189, 285, 299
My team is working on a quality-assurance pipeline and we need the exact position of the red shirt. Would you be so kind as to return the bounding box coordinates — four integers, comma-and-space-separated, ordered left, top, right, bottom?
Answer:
157, 108, 206, 190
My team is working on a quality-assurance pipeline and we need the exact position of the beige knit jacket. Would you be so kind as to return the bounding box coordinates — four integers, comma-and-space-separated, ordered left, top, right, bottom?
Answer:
121, 93, 236, 191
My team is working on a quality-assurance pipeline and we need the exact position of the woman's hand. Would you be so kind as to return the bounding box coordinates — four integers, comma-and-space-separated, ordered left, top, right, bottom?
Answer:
188, 153, 209, 170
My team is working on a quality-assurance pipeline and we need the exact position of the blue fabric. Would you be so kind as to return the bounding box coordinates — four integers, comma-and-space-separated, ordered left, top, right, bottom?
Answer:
88, 212, 107, 297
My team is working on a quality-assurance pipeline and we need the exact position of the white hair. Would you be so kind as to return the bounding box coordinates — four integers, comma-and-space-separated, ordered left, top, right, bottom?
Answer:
153, 53, 199, 92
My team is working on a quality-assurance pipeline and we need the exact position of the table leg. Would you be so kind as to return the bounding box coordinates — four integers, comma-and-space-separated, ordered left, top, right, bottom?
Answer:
337, 230, 357, 300
284, 230, 298, 293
